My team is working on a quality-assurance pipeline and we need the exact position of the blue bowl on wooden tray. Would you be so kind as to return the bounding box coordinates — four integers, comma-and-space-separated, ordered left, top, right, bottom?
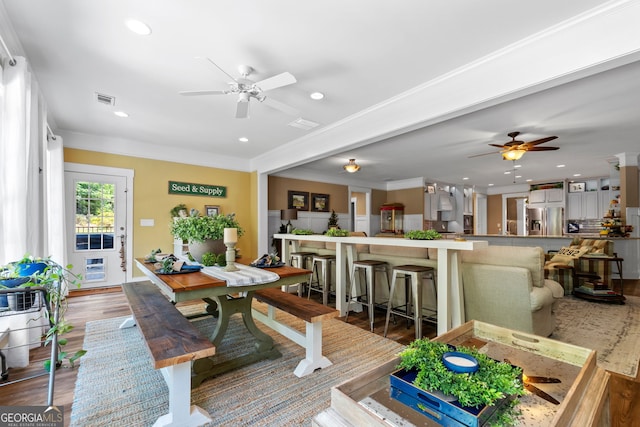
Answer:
442, 352, 479, 374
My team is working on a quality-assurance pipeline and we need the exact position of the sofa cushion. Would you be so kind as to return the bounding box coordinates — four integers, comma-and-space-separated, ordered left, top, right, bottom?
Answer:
461, 246, 545, 288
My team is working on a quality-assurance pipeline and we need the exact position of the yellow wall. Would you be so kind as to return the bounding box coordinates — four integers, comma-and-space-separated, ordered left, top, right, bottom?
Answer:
64, 149, 257, 276
386, 188, 423, 214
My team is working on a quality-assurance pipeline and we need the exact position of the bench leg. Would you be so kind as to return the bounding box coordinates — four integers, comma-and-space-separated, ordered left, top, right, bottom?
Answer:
293, 321, 332, 378
154, 362, 212, 427
119, 316, 136, 329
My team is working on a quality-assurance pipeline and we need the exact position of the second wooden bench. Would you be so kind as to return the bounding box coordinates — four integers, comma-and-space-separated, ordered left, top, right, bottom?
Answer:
252, 288, 339, 377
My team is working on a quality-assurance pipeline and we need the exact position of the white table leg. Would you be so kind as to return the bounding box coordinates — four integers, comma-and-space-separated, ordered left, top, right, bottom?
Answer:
119, 316, 136, 329
293, 321, 332, 378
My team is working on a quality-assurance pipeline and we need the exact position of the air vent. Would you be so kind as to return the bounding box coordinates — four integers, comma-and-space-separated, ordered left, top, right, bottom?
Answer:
95, 92, 115, 106
288, 118, 319, 131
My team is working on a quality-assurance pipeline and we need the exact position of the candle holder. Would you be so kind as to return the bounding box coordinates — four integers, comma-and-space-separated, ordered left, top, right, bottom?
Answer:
223, 242, 239, 272
223, 227, 239, 272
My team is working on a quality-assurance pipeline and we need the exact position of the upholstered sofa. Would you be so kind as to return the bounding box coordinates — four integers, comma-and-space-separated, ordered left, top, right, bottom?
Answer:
295, 239, 564, 337
460, 246, 564, 337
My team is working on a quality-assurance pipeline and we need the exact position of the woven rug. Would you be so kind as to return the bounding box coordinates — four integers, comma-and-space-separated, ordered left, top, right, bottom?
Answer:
70, 302, 405, 426
552, 295, 640, 378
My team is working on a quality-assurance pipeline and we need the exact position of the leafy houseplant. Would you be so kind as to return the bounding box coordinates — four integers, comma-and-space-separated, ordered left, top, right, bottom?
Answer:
291, 228, 314, 235
404, 229, 442, 240
396, 339, 524, 409
327, 210, 339, 229
170, 212, 243, 262
0, 255, 86, 370
325, 228, 350, 237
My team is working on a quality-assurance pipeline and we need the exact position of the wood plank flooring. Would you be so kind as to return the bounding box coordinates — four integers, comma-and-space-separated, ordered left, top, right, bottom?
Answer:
0, 281, 638, 426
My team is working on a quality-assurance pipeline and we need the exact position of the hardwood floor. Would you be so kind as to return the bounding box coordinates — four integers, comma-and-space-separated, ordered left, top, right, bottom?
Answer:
1, 281, 638, 426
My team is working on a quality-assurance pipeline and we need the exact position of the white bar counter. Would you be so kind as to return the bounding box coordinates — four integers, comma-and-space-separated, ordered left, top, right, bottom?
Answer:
274, 234, 488, 335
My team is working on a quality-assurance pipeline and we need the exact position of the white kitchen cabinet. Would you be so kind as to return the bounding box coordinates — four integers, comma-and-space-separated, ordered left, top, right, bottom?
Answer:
529, 188, 564, 204
424, 193, 438, 220
463, 187, 473, 215
567, 191, 599, 219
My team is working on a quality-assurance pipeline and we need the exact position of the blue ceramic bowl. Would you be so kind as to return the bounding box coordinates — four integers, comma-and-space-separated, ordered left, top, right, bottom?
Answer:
442, 352, 479, 374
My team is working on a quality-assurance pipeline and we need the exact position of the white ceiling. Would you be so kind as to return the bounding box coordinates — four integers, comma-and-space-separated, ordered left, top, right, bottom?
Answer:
2, 0, 640, 190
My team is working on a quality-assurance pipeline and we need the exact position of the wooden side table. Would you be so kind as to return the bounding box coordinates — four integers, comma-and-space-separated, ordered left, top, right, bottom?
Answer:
573, 255, 624, 304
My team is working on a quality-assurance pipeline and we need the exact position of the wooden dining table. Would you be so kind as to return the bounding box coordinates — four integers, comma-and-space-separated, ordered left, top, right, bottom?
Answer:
134, 258, 311, 386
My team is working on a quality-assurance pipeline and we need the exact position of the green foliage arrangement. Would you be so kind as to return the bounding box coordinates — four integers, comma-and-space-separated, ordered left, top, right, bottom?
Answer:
1, 255, 86, 370
201, 252, 216, 266
291, 229, 314, 235
170, 212, 243, 243
216, 253, 227, 267
170, 204, 187, 218
397, 339, 524, 409
327, 209, 339, 228
404, 229, 442, 240
325, 228, 350, 237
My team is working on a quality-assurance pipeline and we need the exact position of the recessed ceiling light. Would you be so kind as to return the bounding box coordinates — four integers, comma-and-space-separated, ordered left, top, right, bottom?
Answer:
526, 179, 533, 182
310, 92, 324, 100
514, 164, 522, 168
488, 183, 494, 186
557, 164, 566, 168
462, 177, 469, 180
238, 137, 249, 142
573, 173, 581, 177
126, 19, 152, 35
114, 111, 129, 118
515, 175, 522, 179
504, 171, 511, 175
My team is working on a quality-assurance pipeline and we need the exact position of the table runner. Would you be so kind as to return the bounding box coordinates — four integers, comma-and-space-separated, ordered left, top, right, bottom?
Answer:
201, 263, 280, 286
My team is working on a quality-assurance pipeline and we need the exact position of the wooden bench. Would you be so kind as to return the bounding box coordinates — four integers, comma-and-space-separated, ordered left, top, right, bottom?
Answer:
251, 288, 339, 377
120, 281, 216, 427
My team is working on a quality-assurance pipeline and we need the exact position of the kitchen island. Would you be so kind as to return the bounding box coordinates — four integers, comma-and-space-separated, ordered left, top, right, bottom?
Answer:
464, 234, 639, 280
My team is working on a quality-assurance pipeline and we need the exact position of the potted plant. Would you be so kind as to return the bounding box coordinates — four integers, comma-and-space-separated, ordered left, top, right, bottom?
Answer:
325, 228, 350, 237
0, 255, 86, 370
394, 339, 524, 425
404, 229, 442, 240
170, 211, 244, 262
327, 210, 339, 229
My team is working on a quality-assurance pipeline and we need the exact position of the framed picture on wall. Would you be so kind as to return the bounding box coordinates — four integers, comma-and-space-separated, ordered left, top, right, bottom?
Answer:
288, 190, 309, 211
569, 182, 585, 193
205, 205, 220, 217
311, 193, 330, 212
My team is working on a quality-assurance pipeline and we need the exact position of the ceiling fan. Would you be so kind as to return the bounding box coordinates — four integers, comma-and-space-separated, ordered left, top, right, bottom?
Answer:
470, 131, 559, 160
179, 58, 299, 119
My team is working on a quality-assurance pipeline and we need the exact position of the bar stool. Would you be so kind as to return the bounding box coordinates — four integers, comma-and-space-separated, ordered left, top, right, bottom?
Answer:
289, 251, 314, 296
345, 260, 390, 332
308, 254, 336, 305
384, 265, 437, 339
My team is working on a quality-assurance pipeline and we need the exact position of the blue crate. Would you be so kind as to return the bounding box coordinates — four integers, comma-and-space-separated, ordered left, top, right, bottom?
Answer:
390, 368, 510, 427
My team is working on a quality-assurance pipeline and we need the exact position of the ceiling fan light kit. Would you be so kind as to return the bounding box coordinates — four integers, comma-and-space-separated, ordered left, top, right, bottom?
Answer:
502, 149, 526, 161
343, 159, 361, 173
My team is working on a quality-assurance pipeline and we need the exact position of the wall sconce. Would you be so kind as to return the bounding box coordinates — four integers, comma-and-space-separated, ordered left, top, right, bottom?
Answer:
343, 159, 361, 173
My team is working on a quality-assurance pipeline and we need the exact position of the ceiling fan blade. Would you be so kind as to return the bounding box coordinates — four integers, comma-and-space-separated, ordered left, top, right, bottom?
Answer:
527, 146, 559, 151
526, 136, 558, 146
179, 90, 227, 96
198, 57, 240, 83
261, 97, 300, 116
235, 99, 250, 119
254, 72, 297, 92
489, 144, 506, 148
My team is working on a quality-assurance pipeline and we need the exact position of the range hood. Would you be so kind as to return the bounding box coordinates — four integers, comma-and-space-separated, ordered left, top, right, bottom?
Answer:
437, 193, 453, 211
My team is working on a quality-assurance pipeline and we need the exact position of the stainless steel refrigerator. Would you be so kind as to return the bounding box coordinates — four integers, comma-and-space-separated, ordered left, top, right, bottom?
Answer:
526, 207, 564, 236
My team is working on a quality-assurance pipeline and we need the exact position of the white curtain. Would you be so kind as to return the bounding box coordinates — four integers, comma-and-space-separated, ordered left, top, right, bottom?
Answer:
0, 56, 65, 266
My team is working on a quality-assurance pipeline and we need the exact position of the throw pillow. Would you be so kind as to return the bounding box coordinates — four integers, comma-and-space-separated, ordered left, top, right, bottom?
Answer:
546, 246, 591, 266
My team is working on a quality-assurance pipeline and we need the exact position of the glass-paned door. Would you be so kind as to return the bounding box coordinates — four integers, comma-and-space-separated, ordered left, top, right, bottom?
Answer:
65, 171, 127, 288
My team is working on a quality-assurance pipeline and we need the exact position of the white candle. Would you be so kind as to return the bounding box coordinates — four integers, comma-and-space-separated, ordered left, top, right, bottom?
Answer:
224, 228, 237, 244
445, 355, 476, 367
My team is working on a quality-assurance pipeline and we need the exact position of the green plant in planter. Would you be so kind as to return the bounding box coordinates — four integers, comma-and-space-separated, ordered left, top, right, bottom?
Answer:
325, 228, 350, 237
328, 209, 339, 229
397, 339, 524, 409
1, 254, 86, 370
170, 212, 244, 243
291, 228, 314, 235
404, 229, 442, 240
201, 252, 216, 266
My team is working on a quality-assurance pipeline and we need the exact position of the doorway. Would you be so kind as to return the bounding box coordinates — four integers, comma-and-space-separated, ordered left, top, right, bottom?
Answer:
64, 164, 133, 288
